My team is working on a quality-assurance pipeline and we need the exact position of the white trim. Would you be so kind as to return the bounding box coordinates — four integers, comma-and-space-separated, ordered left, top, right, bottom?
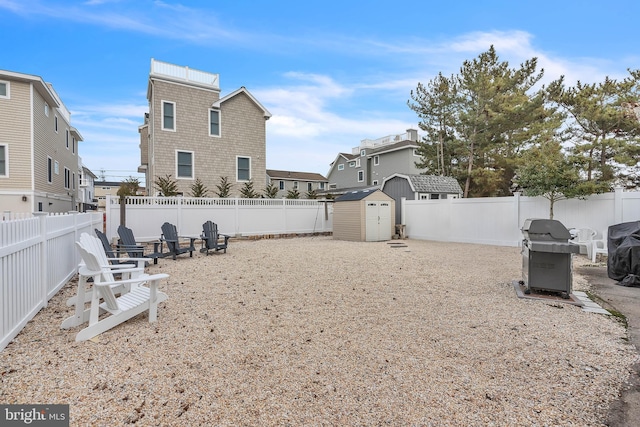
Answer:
0, 144, 8, 178
0, 80, 9, 99
355, 158, 361, 167
212, 87, 272, 119
162, 100, 176, 131
236, 155, 251, 182
209, 108, 221, 137
357, 170, 364, 182
373, 155, 379, 166
54, 160, 59, 175
338, 164, 344, 170
175, 150, 194, 179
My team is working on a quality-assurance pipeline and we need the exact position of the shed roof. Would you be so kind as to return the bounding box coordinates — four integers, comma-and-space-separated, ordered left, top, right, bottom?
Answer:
384, 174, 463, 194
336, 188, 384, 202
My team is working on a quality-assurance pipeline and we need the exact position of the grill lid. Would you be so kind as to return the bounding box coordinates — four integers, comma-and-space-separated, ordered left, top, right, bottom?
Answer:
522, 218, 572, 241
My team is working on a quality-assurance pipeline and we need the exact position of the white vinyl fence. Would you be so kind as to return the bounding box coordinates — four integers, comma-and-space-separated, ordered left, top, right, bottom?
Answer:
105, 196, 333, 242
0, 212, 102, 351
403, 188, 640, 247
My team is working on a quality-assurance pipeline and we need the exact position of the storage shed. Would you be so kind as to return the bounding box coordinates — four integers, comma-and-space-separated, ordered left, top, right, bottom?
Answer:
333, 189, 395, 241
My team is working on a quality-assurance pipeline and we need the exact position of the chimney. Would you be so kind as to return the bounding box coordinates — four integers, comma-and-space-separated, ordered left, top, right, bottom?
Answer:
407, 128, 418, 142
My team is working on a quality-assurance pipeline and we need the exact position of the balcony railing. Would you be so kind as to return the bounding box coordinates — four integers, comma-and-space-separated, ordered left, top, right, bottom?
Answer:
150, 59, 219, 89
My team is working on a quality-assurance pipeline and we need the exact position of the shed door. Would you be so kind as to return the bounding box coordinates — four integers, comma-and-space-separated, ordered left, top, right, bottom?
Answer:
366, 201, 392, 241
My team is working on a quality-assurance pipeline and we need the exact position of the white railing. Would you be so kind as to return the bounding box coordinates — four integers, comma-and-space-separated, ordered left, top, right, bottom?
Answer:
0, 212, 103, 351
105, 196, 333, 242
150, 58, 219, 88
403, 188, 640, 247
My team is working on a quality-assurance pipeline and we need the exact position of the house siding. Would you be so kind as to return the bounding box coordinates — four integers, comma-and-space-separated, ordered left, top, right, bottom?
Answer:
0, 79, 31, 190
146, 74, 268, 197
369, 148, 421, 185
381, 175, 414, 224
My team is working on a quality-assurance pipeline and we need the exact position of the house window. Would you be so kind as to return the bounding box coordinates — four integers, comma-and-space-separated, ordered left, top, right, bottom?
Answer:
47, 157, 53, 183
72, 172, 76, 190
430, 194, 440, 200
72, 137, 76, 154
329, 183, 337, 189
348, 162, 355, 167
54, 115, 58, 133
338, 164, 344, 171
64, 167, 70, 189
357, 170, 364, 182
209, 109, 220, 136
237, 156, 251, 181
373, 155, 379, 166
355, 158, 361, 167
307, 182, 313, 191
372, 180, 378, 186
176, 150, 193, 178
279, 180, 285, 190
65, 129, 69, 149
293, 181, 299, 190
413, 149, 420, 156
44, 102, 49, 116
162, 101, 175, 131
0, 81, 9, 98
38, 202, 43, 211
360, 149, 366, 157
319, 182, 325, 190
0, 145, 7, 177
54, 160, 59, 175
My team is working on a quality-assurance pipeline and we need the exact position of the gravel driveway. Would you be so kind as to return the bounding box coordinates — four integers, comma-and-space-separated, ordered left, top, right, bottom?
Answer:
1, 237, 637, 426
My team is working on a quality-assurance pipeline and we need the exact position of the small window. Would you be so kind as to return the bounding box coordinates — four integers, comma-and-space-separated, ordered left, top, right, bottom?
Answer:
237, 156, 251, 181
319, 182, 325, 190
373, 155, 379, 166
0, 81, 9, 99
38, 202, 43, 211
307, 182, 313, 191
372, 180, 378, 186
338, 164, 344, 171
54, 115, 58, 133
72, 137, 76, 154
64, 167, 70, 189
279, 180, 284, 190
54, 160, 59, 175
209, 109, 220, 136
357, 170, 364, 182
430, 194, 439, 200
329, 183, 337, 189
348, 162, 355, 168
162, 101, 175, 131
0, 145, 7, 177
72, 172, 76, 190
47, 157, 53, 183
44, 102, 49, 116
413, 149, 420, 156
65, 129, 69, 149
176, 150, 193, 178
360, 149, 366, 156
293, 181, 299, 190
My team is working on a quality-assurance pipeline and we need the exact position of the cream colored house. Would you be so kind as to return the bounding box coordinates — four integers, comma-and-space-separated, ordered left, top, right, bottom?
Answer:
139, 59, 271, 197
266, 169, 328, 198
0, 69, 82, 214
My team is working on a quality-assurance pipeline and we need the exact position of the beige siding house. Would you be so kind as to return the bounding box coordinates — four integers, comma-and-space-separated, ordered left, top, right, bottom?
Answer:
139, 59, 271, 197
266, 169, 328, 198
0, 69, 82, 214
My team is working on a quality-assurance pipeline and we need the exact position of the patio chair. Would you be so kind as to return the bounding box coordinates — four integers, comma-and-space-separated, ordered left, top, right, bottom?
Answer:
62, 233, 150, 330
95, 228, 136, 266
200, 220, 230, 255
117, 225, 165, 264
71, 238, 169, 342
592, 229, 609, 263
160, 222, 197, 260
574, 228, 597, 259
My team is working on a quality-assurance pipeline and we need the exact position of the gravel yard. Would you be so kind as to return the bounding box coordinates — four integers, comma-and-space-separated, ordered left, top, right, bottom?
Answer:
1, 236, 637, 426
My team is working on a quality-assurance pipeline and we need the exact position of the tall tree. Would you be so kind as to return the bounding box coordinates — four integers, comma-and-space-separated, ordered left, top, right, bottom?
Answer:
547, 70, 640, 184
409, 46, 559, 197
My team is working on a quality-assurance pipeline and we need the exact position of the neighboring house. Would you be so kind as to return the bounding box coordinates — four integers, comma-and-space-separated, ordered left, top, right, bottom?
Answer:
326, 129, 424, 192
0, 69, 82, 214
139, 59, 271, 197
266, 169, 328, 198
381, 173, 464, 224
94, 180, 145, 210
78, 161, 97, 212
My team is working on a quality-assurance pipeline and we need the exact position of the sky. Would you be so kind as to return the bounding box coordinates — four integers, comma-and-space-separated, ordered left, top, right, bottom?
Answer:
1, 0, 639, 186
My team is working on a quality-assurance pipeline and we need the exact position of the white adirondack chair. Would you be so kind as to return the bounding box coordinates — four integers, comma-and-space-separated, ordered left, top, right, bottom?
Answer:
574, 228, 597, 259
592, 229, 609, 263
62, 233, 150, 329
71, 240, 169, 342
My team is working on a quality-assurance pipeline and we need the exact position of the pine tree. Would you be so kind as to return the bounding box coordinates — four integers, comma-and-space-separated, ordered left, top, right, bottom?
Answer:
189, 178, 209, 197
215, 176, 232, 198
263, 182, 279, 198
286, 188, 300, 199
154, 174, 178, 196
240, 180, 259, 198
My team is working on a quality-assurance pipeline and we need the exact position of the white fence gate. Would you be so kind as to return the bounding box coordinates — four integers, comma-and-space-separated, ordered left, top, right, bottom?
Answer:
0, 212, 103, 351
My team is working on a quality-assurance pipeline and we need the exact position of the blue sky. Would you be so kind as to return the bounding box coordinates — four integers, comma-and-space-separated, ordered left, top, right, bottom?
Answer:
2, 0, 639, 185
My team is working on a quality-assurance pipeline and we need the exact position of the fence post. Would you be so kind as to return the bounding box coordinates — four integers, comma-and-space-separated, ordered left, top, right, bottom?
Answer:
34, 212, 48, 308
177, 196, 183, 234
614, 186, 624, 224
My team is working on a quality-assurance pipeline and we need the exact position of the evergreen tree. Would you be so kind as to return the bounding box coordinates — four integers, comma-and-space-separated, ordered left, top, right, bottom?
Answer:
154, 174, 178, 196
286, 188, 300, 199
306, 189, 319, 199
117, 176, 140, 198
240, 180, 259, 198
215, 176, 232, 198
263, 182, 279, 198
189, 178, 209, 197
